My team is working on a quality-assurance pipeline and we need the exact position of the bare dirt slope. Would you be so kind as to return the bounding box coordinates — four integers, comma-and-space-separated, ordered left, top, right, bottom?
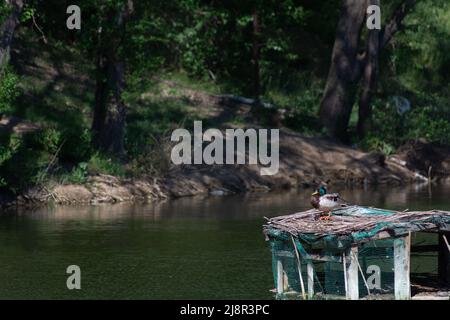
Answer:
163, 129, 426, 198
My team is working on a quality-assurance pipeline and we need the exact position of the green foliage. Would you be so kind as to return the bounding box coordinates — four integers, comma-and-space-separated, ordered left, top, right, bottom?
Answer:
359, 135, 395, 156
0, 2, 12, 24
0, 67, 19, 114
2, 0, 449, 194
267, 76, 324, 134
0, 134, 21, 168
20, 4, 36, 23
125, 96, 194, 159
58, 153, 125, 184
0, 127, 62, 193
61, 162, 88, 184
59, 128, 92, 164
127, 139, 172, 177
391, 0, 450, 92
87, 153, 125, 177
355, 0, 450, 151
359, 94, 450, 153
405, 106, 450, 144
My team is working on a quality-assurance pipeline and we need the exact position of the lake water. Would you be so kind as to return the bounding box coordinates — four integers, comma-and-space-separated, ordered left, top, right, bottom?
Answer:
0, 183, 449, 299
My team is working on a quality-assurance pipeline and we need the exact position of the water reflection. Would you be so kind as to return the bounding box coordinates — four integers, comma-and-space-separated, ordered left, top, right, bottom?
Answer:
13, 183, 450, 221
0, 183, 448, 299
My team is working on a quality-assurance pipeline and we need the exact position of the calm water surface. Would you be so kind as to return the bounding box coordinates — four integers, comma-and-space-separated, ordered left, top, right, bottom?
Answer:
0, 184, 449, 299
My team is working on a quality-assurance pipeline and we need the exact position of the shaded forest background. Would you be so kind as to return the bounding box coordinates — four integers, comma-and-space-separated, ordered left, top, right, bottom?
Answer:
0, 0, 449, 194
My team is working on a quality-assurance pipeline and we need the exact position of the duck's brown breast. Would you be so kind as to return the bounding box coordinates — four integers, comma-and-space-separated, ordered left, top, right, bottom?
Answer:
310, 196, 320, 209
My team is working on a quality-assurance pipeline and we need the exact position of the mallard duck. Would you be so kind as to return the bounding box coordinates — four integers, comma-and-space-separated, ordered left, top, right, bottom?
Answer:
310, 185, 348, 221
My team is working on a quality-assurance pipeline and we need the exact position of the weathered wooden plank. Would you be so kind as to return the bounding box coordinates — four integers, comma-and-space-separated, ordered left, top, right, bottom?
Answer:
394, 234, 411, 300
304, 253, 342, 263
364, 231, 392, 241
345, 246, 359, 300
290, 236, 306, 299
283, 271, 289, 292
343, 252, 348, 294
307, 262, 314, 299
412, 295, 449, 300
276, 250, 295, 258
438, 232, 450, 286
277, 259, 284, 295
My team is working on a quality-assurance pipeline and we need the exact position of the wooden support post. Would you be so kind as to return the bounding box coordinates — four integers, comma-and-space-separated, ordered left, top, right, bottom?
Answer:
345, 246, 359, 300
307, 262, 314, 299
283, 271, 289, 292
394, 234, 411, 300
276, 259, 284, 295
438, 231, 450, 286
291, 236, 306, 299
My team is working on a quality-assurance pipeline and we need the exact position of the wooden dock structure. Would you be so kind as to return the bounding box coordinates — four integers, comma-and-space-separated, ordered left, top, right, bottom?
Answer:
263, 206, 450, 300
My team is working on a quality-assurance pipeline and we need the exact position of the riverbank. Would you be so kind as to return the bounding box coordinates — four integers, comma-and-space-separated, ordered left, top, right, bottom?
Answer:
2, 33, 450, 208
3, 133, 450, 208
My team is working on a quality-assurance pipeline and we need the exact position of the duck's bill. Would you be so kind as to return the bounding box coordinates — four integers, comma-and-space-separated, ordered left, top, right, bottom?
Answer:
311, 191, 319, 196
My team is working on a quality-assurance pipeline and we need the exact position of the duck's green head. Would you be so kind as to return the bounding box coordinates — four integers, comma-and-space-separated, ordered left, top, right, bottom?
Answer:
318, 186, 327, 196
312, 186, 327, 197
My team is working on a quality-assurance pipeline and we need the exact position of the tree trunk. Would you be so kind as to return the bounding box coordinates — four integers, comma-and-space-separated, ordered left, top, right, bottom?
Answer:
319, 0, 367, 142
252, 9, 261, 103
357, 0, 380, 138
320, 0, 417, 142
101, 56, 126, 155
92, 52, 126, 156
92, 53, 108, 144
379, 0, 417, 49
357, 0, 417, 139
91, 1, 133, 156
0, 0, 24, 69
